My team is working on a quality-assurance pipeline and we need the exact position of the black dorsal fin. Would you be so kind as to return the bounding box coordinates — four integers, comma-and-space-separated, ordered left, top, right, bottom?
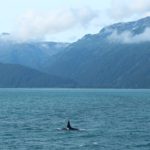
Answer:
67, 120, 72, 129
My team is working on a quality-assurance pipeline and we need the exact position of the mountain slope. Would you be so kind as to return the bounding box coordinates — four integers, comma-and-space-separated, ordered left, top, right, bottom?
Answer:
46, 16, 150, 88
1, 17, 150, 88
0, 41, 69, 71
0, 63, 76, 88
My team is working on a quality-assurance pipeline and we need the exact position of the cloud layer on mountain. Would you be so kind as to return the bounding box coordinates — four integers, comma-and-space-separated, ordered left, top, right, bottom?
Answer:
13, 7, 98, 42
2, 0, 150, 43
108, 28, 150, 44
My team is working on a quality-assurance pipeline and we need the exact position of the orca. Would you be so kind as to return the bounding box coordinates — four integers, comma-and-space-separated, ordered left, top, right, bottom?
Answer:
62, 120, 79, 131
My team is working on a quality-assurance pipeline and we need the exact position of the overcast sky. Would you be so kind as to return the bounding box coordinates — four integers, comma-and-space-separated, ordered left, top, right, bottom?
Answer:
1, 0, 150, 42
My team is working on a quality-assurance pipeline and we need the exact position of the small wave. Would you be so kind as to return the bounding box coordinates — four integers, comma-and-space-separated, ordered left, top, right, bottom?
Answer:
93, 142, 98, 145
78, 142, 99, 148
79, 144, 84, 147
56, 128, 61, 130
79, 128, 87, 131
135, 143, 150, 148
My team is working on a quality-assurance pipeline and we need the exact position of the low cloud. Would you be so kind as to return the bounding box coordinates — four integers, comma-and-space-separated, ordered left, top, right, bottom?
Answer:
108, 28, 150, 44
13, 7, 98, 42
109, 0, 150, 20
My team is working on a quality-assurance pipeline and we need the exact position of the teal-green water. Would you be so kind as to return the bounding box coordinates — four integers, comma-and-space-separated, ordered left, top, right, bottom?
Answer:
0, 89, 150, 150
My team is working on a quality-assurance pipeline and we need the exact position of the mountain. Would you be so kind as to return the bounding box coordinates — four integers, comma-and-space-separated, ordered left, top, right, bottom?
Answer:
45, 16, 150, 88
1, 16, 150, 88
0, 41, 69, 71
100, 16, 150, 35
0, 63, 76, 88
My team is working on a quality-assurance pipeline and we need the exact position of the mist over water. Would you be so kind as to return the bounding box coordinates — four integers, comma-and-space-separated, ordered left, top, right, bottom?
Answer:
0, 88, 150, 150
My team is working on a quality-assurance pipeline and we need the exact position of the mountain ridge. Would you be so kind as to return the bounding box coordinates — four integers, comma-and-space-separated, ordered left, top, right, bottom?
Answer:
45, 16, 150, 88
1, 16, 150, 88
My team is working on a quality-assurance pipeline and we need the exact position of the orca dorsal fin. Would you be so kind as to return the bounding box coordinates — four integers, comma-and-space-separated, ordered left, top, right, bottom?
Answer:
67, 120, 72, 129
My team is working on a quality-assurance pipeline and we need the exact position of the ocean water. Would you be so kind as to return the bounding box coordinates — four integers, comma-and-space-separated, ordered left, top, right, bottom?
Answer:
0, 89, 150, 150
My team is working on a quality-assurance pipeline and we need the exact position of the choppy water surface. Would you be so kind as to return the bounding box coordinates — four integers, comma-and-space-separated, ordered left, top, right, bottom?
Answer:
0, 89, 150, 150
